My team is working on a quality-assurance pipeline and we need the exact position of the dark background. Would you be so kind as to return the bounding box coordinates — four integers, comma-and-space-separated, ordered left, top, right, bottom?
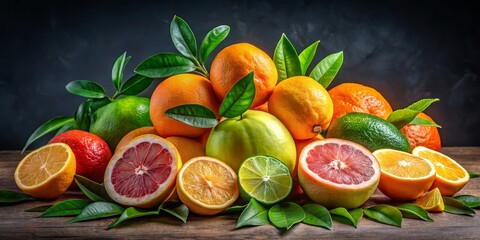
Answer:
1, 0, 479, 150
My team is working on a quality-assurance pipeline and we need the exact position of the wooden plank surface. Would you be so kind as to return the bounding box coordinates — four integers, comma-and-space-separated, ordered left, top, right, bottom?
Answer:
1, 148, 480, 239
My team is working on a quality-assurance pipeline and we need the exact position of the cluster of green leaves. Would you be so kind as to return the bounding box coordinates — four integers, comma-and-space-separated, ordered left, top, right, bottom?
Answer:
227, 196, 479, 230
22, 52, 154, 153
387, 98, 441, 129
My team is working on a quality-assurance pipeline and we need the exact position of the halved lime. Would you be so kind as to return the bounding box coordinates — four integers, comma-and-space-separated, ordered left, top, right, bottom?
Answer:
238, 155, 293, 205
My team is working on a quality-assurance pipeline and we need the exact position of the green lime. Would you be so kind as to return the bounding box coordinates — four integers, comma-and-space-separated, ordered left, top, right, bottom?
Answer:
238, 155, 293, 205
326, 112, 410, 152
89, 96, 152, 151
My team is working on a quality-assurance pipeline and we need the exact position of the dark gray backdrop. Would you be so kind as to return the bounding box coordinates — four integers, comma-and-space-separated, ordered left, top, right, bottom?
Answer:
1, 0, 479, 150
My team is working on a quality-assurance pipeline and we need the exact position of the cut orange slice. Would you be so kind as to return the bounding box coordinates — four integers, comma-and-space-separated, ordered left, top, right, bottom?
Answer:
373, 149, 436, 201
415, 188, 445, 212
176, 156, 239, 215
14, 143, 76, 199
412, 146, 469, 196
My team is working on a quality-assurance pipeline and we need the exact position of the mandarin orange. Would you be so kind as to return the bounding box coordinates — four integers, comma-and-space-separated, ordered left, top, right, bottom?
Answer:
401, 112, 441, 151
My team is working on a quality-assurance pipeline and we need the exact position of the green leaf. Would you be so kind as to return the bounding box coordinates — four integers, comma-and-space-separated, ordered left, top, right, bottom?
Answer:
387, 109, 420, 129
454, 195, 480, 208
159, 204, 189, 223
0, 189, 30, 203
273, 34, 302, 82
236, 198, 269, 229
171, 16, 197, 60
268, 202, 305, 230
74, 100, 92, 131
109, 207, 159, 229
219, 71, 255, 118
396, 203, 433, 222
406, 98, 440, 112
134, 53, 196, 78
39, 199, 90, 217
302, 203, 332, 230
56, 119, 76, 134
25, 205, 52, 212
165, 104, 218, 128
309, 51, 343, 89
443, 197, 476, 215
349, 208, 364, 225
409, 117, 442, 128
223, 204, 248, 214
119, 74, 154, 96
363, 204, 402, 227
329, 207, 359, 227
22, 116, 74, 153
65, 80, 106, 99
74, 175, 113, 202
65, 202, 124, 224
111, 52, 131, 90
298, 41, 319, 75
469, 171, 480, 178
199, 25, 230, 64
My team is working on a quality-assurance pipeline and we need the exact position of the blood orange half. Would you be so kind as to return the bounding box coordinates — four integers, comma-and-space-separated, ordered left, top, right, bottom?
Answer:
298, 138, 380, 209
104, 134, 182, 208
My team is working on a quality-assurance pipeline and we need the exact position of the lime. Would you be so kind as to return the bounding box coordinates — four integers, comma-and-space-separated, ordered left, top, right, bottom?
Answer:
238, 155, 293, 205
326, 112, 411, 152
89, 96, 152, 151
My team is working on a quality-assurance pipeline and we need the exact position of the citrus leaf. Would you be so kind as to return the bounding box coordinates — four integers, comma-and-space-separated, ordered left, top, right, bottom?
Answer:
469, 171, 480, 178
302, 203, 332, 230
39, 199, 90, 217
329, 207, 359, 227
363, 204, 402, 227
134, 53, 196, 78
108, 207, 159, 229
223, 204, 248, 214
406, 98, 440, 112
22, 116, 74, 153
443, 197, 476, 215
274, 34, 301, 82
454, 195, 480, 208
409, 117, 441, 128
387, 108, 420, 129
25, 205, 52, 212
309, 51, 343, 89
219, 71, 255, 118
0, 189, 30, 204
165, 104, 218, 128
160, 204, 189, 223
236, 198, 269, 229
119, 74, 154, 96
111, 52, 131, 90
349, 208, 364, 225
65, 202, 124, 224
268, 202, 305, 230
65, 80, 106, 99
396, 203, 433, 222
199, 25, 230, 64
298, 41, 319, 75
74, 175, 113, 202
170, 16, 197, 60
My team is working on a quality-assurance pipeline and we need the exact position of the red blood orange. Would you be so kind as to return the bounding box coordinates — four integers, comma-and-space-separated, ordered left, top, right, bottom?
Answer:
298, 138, 380, 209
104, 134, 182, 208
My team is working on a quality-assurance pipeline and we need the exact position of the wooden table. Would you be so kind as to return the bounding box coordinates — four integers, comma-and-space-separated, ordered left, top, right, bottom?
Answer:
1, 148, 480, 239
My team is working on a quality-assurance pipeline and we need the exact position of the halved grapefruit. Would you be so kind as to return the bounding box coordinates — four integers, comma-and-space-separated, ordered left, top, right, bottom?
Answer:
298, 138, 380, 209
104, 134, 182, 208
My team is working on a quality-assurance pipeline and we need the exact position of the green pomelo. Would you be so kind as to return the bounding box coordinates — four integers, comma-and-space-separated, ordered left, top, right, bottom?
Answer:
206, 110, 296, 174
90, 96, 152, 151
326, 112, 410, 152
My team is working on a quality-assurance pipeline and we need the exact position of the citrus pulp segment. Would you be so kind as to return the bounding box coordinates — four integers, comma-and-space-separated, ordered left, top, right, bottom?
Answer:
238, 155, 292, 205
176, 157, 239, 215
373, 149, 436, 200
14, 143, 76, 199
298, 138, 380, 209
412, 146, 469, 196
104, 134, 181, 208
415, 188, 445, 212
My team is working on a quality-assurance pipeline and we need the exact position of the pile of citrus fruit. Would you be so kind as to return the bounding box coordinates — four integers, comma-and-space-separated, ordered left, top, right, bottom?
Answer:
13, 16, 472, 227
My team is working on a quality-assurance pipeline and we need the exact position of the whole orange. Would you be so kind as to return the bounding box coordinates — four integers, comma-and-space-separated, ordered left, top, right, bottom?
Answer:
210, 43, 277, 108
150, 73, 220, 138
328, 83, 393, 123
268, 76, 333, 140
48, 130, 112, 183
401, 112, 441, 151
